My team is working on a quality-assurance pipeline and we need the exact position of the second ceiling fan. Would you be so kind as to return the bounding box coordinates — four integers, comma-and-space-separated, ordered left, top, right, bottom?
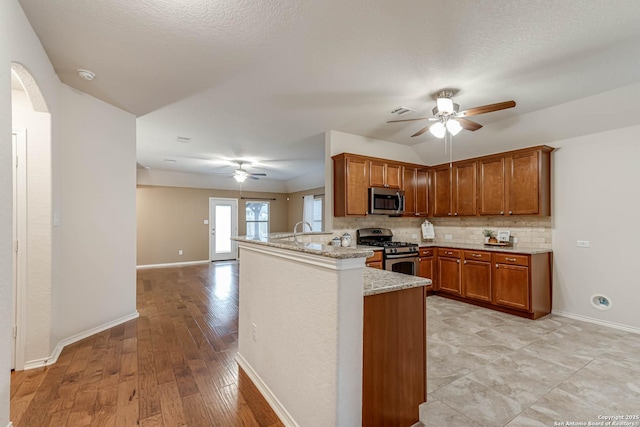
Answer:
388, 89, 516, 138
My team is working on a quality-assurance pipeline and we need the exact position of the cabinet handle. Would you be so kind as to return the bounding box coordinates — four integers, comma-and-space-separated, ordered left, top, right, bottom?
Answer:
463, 260, 467, 264
500, 211, 504, 215
448, 212, 452, 216
472, 254, 481, 258
415, 213, 419, 216
454, 212, 458, 216
506, 257, 517, 262
509, 210, 513, 215
456, 260, 460, 264
496, 264, 499, 268
446, 251, 452, 255
418, 258, 422, 261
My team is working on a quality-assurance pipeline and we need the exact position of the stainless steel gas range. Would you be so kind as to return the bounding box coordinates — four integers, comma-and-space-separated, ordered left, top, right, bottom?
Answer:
356, 228, 419, 276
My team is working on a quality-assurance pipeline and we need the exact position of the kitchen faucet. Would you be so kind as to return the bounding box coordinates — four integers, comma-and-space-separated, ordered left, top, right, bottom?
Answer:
293, 221, 312, 243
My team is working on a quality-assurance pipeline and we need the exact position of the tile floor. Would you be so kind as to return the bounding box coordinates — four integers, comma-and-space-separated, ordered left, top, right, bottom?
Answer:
421, 296, 640, 427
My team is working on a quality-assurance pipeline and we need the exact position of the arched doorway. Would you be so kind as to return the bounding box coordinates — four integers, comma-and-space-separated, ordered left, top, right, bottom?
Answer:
10, 62, 52, 371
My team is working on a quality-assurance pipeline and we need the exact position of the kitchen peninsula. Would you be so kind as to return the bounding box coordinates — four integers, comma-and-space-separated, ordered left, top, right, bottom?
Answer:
232, 233, 431, 427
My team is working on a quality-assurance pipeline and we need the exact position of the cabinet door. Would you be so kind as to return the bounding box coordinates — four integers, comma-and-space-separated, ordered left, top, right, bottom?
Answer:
346, 157, 369, 215
431, 166, 452, 217
437, 257, 460, 295
478, 157, 505, 216
462, 260, 491, 302
418, 256, 434, 281
453, 161, 477, 216
493, 263, 530, 311
369, 161, 386, 188
508, 151, 540, 215
386, 163, 402, 189
403, 167, 416, 216
415, 168, 429, 216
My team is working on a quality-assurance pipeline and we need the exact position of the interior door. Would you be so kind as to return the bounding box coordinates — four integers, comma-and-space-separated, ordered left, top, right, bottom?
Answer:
209, 198, 238, 261
12, 129, 27, 371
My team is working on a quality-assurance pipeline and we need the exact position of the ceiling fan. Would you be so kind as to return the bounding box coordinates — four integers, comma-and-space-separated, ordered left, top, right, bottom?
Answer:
213, 160, 267, 182
388, 89, 516, 138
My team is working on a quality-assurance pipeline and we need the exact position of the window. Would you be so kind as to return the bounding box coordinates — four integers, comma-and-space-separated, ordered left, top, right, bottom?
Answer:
245, 201, 269, 240
312, 196, 323, 231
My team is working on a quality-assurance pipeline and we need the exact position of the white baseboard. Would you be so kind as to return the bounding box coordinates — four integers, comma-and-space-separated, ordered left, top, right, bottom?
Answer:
23, 311, 139, 370
236, 353, 299, 427
553, 310, 640, 335
136, 260, 210, 269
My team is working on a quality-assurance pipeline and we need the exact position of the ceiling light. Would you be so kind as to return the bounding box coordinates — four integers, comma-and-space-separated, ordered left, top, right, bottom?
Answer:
436, 97, 454, 114
446, 119, 462, 136
234, 174, 247, 183
429, 122, 446, 138
77, 69, 95, 81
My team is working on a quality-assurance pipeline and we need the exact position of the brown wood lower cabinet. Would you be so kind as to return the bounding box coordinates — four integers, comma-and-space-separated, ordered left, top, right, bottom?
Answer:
462, 251, 492, 302
430, 247, 552, 320
365, 251, 383, 269
418, 248, 435, 288
363, 286, 426, 426
436, 249, 461, 295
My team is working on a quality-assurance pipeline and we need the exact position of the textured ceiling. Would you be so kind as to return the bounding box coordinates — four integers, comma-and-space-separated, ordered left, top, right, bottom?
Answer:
19, 0, 640, 183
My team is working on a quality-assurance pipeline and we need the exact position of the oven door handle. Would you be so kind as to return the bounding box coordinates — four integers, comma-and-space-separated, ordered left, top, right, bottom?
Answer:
385, 254, 419, 260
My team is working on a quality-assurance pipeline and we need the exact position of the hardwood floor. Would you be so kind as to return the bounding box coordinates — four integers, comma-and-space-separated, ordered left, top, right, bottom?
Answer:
10, 261, 284, 427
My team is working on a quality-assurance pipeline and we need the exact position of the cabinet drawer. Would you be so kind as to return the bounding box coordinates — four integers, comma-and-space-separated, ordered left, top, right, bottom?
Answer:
366, 251, 383, 263
437, 248, 461, 258
366, 261, 383, 269
419, 248, 434, 257
494, 253, 529, 266
463, 251, 491, 262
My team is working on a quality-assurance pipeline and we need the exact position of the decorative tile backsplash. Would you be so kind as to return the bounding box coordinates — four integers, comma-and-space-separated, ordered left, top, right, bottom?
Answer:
332, 216, 552, 249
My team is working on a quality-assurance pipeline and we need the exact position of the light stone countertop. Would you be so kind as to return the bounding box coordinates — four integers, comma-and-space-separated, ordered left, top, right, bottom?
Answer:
363, 268, 431, 296
419, 242, 552, 255
232, 234, 374, 260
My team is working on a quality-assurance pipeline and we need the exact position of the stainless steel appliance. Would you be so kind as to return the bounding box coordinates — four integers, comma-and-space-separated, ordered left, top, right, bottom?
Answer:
368, 187, 405, 215
357, 228, 419, 275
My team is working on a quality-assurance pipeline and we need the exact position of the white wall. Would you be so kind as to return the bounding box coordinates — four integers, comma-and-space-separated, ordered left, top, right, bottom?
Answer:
237, 243, 364, 426
11, 89, 52, 362
52, 84, 137, 344
550, 125, 640, 330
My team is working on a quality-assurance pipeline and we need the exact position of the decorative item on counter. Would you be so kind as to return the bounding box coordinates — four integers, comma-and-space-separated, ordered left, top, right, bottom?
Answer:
482, 229, 496, 243
497, 230, 511, 243
332, 237, 341, 246
341, 233, 352, 247
484, 229, 514, 247
421, 220, 435, 240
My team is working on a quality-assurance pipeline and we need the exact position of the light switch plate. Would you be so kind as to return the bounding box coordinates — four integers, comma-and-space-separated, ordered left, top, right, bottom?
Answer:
577, 240, 590, 248
445, 234, 453, 240
204, 219, 209, 225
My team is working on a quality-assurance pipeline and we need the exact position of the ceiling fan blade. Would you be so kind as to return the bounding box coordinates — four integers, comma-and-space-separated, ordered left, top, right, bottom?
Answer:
457, 118, 483, 131
249, 176, 260, 180
249, 173, 267, 177
411, 123, 435, 137
458, 100, 516, 117
387, 118, 428, 123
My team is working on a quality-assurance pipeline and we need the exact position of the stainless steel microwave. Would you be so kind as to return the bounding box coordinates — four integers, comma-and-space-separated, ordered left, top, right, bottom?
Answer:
368, 187, 405, 215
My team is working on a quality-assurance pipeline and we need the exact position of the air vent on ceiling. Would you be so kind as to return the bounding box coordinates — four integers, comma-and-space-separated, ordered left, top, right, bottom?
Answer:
390, 106, 415, 116
177, 136, 191, 143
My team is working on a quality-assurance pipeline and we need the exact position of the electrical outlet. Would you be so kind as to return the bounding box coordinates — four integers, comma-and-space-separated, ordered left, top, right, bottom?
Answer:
178, 249, 183, 255
577, 240, 590, 248
445, 234, 453, 240
412, 234, 418, 239
513, 237, 518, 243
252, 323, 258, 342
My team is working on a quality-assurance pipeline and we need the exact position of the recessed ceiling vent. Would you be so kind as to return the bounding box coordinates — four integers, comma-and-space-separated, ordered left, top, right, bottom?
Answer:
177, 136, 191, 143
390, 106, 415, 116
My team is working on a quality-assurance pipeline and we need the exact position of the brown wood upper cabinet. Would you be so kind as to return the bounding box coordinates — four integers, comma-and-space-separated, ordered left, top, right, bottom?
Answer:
403, 167, 429, 217
369, 160, 402, 189
431, 161, 476, 217
479, 147, 553, 216
332, 153, 369, 216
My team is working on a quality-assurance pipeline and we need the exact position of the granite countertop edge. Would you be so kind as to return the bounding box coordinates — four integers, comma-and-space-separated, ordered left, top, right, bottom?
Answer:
418, 242, 552, 254
232, 235, 374, 259
363, 268, 431, 296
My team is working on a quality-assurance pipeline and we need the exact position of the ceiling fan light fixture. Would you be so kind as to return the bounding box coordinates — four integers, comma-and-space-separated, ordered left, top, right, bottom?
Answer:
429, 122, 446, 138
446, 119, 462, 136
234, 174, 247, 183
436, 97, 454, 114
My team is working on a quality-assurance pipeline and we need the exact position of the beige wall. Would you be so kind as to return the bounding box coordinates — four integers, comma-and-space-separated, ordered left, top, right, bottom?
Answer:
286, 186, 325, 231
137, 186, 293, 265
